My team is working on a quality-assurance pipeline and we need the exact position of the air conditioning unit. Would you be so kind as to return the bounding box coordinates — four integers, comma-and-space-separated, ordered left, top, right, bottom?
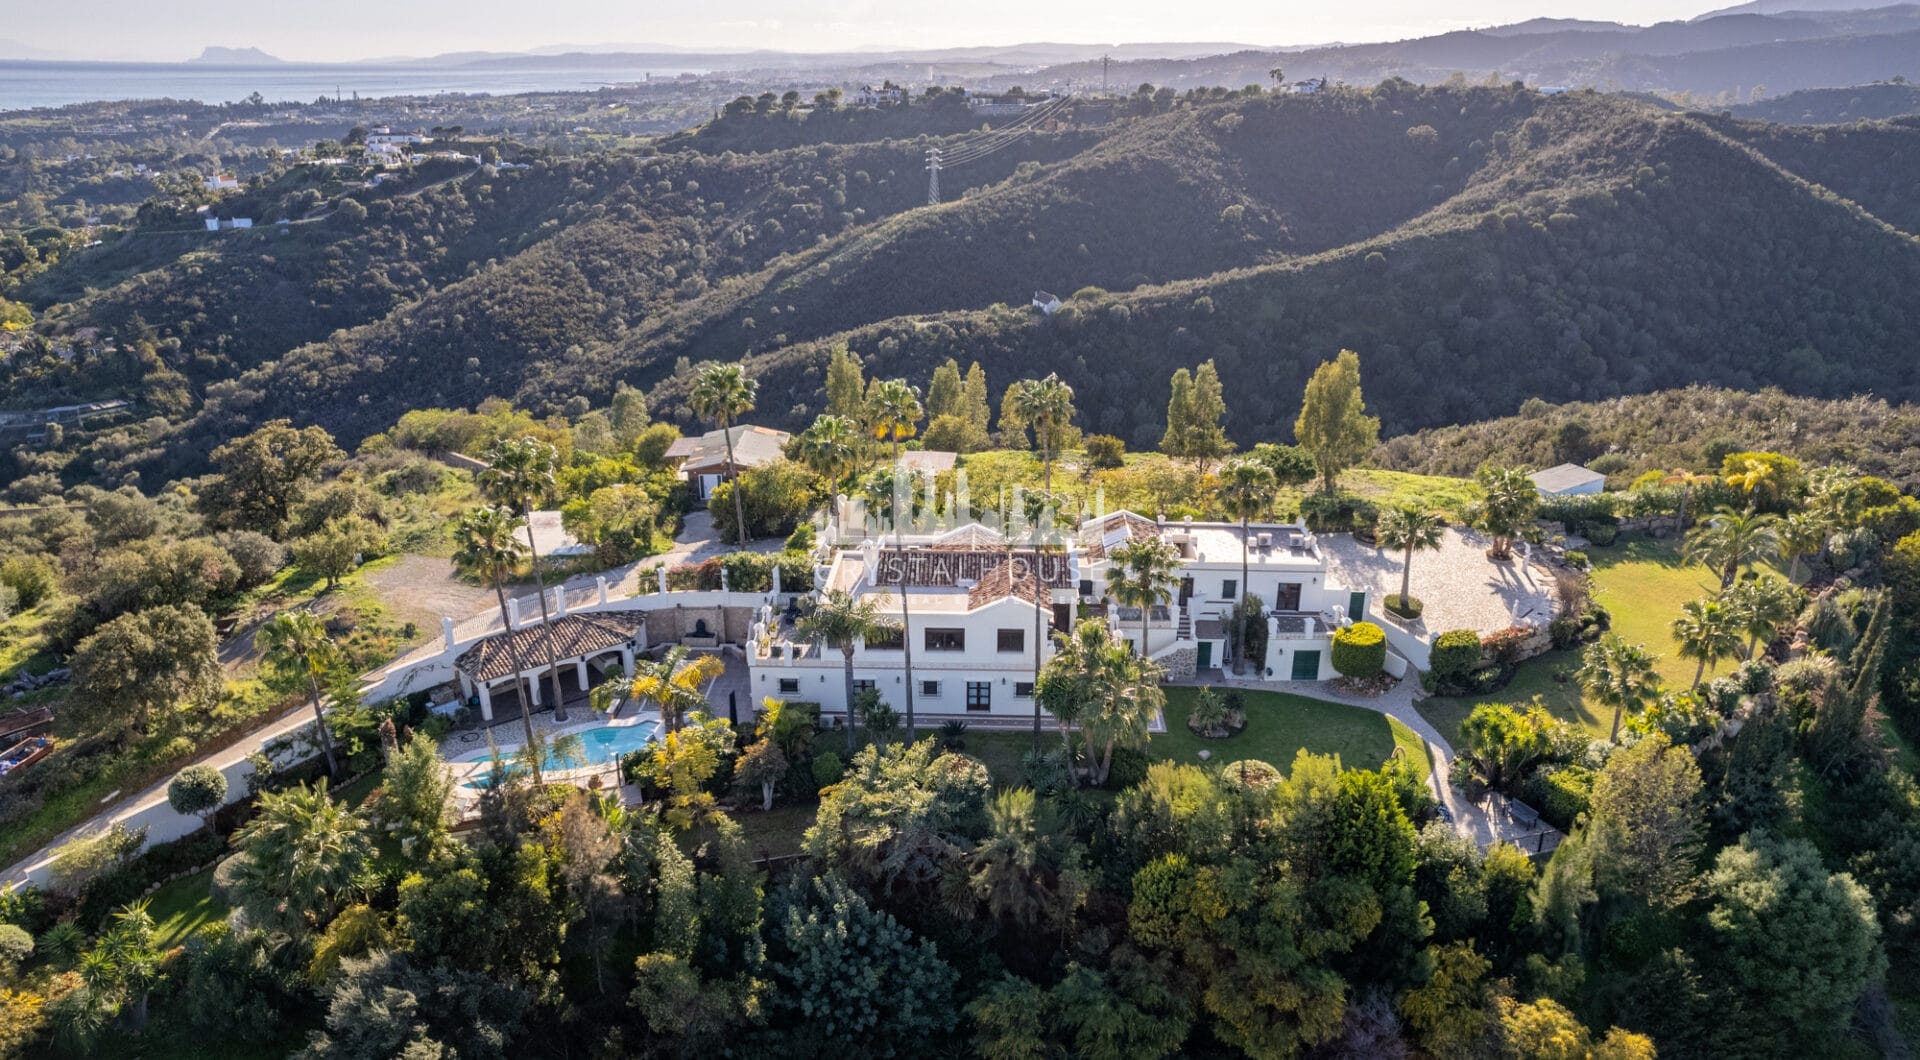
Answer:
1256, 532, 1272, 550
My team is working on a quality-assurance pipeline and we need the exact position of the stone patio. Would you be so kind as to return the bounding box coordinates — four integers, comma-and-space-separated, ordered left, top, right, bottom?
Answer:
1318, 527, 1558, 635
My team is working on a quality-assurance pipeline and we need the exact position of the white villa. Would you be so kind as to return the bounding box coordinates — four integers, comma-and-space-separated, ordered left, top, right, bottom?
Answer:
1074, 511, 1363, 683
747, 523, 1069, 720
746, 510, 1372, 723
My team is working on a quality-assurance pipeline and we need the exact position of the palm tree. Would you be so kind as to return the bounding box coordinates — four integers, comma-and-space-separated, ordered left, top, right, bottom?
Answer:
1467, 466, 1539, 560
866, 378, 925, 738
689, 361, 760, 547
1776, 510, 1827, 584
798, 590, 901, 753
1726, 577, 1802, 660
1105, 537, 1183, 665
792, 413, 862, 495
1376, 504, 1446, 617
1217, 459, 1277, 672
453, 505, 544, 783
1034, 619, 1162, 786
480, 436, 572, 723
1659, 468, 1710, 530
628, 645, 725, 735
1671, 597, 1743, 689
256, 609, 343, 777
969, 788, 1049, 927
1009, 373, 1075, 497
1684, 506, 1779, 590
866, 378, 925, 471
228, 778, 372, 936
1575, 633, 1662, 742
81, 901, 161, 1030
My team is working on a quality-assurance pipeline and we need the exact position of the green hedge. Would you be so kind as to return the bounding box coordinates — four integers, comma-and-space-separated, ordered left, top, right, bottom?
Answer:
1429, 629, 1481, 689
1331, 621, 1387, 678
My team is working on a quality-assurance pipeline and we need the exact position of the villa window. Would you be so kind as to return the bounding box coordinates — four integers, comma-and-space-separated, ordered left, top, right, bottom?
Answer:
865, 629, 903, 650
966, 682, 992, 710
925, 628, 965, 652
777, 678, 800, 695
1222, 579, 1238, 600
853, 679, 876, 692
1014, 681, 1035, 698
921, 680, 942, 698
997, 628, 1025, 653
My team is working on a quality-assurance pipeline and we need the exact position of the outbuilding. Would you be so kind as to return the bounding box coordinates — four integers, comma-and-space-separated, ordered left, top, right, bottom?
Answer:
1528, 462, 1607, 497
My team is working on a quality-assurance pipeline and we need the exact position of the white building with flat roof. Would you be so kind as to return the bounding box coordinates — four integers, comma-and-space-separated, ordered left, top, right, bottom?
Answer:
1075, 511, 1361, 682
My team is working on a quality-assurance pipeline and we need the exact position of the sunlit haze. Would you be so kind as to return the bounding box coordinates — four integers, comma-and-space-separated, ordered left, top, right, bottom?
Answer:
16, 0, 1731, 62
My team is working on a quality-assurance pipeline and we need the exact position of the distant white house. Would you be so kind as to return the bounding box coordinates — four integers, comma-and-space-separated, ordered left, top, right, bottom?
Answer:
367, 129, 427, 147
1529, 462, 1607, 497
851, 84, 906, 108
1032, 290, 1063, 314
203, 217, 253, 231
203, 173, 240, 191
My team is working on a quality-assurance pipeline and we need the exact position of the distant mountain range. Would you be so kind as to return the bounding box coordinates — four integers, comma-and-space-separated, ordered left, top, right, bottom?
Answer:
6, 5, 1919, 101
189, 46, 282, 65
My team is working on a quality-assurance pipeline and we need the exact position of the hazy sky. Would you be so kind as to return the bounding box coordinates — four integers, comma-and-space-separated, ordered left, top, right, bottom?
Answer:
17, 1, 1730, 62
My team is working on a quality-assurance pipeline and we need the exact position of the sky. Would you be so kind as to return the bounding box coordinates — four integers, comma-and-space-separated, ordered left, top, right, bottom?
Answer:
11, 0, 1732, 62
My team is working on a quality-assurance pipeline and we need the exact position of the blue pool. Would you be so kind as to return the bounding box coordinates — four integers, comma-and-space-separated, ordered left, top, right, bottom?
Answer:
456, 720, 661, 788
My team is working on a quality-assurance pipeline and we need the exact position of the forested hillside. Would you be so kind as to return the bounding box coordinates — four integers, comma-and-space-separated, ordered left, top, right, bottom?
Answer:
10, 81, 1920, 488
1374, 386, 1920, 490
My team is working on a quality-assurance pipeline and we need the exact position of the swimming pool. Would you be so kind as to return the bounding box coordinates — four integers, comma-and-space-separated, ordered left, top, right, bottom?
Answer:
456, 719, 661, 788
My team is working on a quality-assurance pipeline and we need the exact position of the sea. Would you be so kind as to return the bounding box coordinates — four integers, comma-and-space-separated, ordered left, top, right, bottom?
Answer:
0, 61, 710, 111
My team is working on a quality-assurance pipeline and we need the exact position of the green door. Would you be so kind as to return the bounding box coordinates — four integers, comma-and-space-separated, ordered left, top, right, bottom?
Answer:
1196, 642, 1213, 671
1349, 592, 1367, 623
1291, 650, 1321, 681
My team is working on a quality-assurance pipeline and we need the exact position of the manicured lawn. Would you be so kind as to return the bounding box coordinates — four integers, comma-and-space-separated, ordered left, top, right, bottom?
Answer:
1155, 686, 1432, 780
1418, 650, 1600, 749
1588, 534, 1733, 689
148, 866, 229, 949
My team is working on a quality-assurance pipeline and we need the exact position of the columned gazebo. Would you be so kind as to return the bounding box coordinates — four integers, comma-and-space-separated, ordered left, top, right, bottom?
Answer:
454, 612, 646, 720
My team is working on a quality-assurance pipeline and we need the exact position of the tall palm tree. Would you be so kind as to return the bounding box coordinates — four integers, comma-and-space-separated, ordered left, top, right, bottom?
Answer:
1684, 506, 1779, 590
689, 361, 760, 547
1671, 597, 1743, 689
82, 900, 162, 1031
1218, 459, 1277, 673
256, 609, 343, 777
452, 505, 544, 783
1376, 504, 1446, 617
798, 590, 901, 753
480, 436, 572, 723
866, 378, 925, 738
792, 413, 862, 495
1106, 537, 1183, 666
1776, 510, 1828, 584
628, 645, 725, 735
1726, 577, 1802, 660
1009, 373, 1075, 497
1575, 633, 1661, 742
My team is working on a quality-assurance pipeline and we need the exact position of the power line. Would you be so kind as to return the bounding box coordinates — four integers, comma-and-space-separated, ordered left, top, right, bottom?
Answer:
936, 95, 1072, 168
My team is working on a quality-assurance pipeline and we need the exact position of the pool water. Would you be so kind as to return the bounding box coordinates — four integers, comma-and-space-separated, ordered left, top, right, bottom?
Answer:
458, 720, 661, 788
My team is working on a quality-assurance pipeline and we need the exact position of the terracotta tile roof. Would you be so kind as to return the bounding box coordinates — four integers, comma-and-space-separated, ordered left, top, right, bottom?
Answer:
455, 612, 646, 684
1077, 510, 1162, 560
967, 557, 1051, 609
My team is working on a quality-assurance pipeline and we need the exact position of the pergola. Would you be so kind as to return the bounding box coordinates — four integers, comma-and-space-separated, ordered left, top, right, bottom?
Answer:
454, 612, 646, 720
